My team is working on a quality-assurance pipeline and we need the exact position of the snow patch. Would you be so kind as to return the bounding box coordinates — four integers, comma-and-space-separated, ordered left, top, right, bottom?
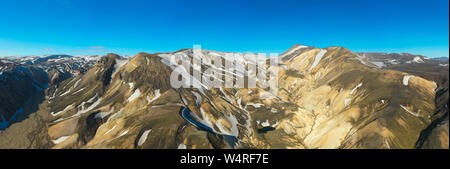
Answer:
412, 56, 424, 63
371, 62, 385, 67
51, 104, 74, 116
178, 143, 187, 149
104, 125, 116, 135
281, 45, 308, 61
119, 130, 129, 137
260, 120, 274, 127
51, 73, 58, 81
261, 120, 270, 127
191, 91, 202, 107
59, 89, 71, 96
400, 104, 420, 117
127, 89, 141, 102
247, 103, 264, 108
308, 49, 327, 72
385, 139, 390, 149
146, 89, 161, 104
388, 59, 399, 65
71, 95, 102, 117
94, 108, 114, 119
72, 87, 85, 95
270, 108, 278, 114
350, 82, 363, 95
356, 54, 371, 66
431, 81, 437, 91
73, 79, 82, 88
271, 121, 279, 127
138, 129, 152, 146
112, 58, 129, 77
403, 75, 414, 86
52, 136, 70, 144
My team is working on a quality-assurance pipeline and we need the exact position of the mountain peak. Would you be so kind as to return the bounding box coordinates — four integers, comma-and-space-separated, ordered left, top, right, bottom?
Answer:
105, 53, 121, 59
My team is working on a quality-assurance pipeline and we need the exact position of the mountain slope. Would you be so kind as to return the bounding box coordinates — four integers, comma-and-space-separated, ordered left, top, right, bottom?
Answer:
0, 65, 47, 129
0, 55, 99, 130
357, 52, 449, 149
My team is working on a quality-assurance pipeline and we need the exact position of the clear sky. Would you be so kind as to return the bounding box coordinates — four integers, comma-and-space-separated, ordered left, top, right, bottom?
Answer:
0, 0, 448, 58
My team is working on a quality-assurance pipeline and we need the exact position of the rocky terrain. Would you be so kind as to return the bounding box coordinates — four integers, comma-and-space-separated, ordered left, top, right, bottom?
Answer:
0, 46, 448, 149
358, 52, 449, 149
0, 55, 100, 130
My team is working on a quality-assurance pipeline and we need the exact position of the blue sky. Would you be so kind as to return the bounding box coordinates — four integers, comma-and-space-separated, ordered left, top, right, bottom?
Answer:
0, 0, 448, 57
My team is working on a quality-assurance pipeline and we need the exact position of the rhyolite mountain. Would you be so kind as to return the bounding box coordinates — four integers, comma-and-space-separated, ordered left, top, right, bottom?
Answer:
0, 46, 448, 149
357, 52, 448, 148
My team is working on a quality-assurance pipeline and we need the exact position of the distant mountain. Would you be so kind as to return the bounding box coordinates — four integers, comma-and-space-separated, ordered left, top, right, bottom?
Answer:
0, 47, 448, 149
356, 52, 449, 67
432, 57, 449, 61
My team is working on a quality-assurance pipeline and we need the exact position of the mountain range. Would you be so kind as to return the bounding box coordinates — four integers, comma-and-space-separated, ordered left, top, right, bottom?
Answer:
0, 45, 448, 149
